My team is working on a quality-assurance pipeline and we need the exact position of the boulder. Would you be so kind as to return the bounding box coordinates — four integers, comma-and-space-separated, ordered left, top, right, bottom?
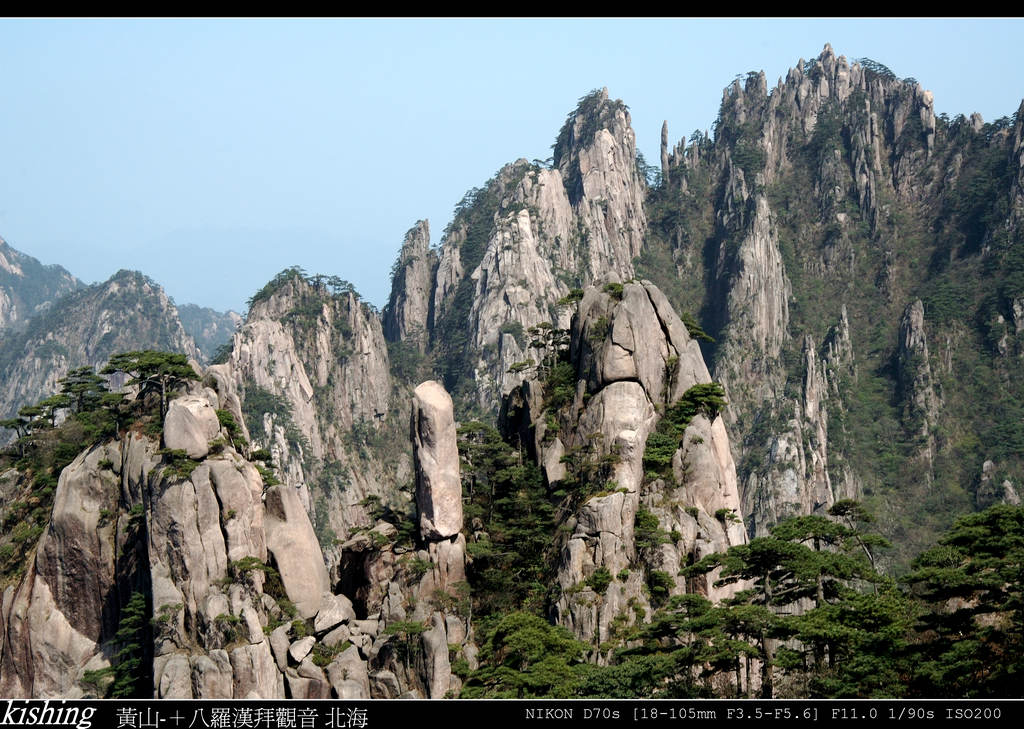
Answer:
314, 593, 355, 634
288, 636, 315, 663
163, 396, 221, 460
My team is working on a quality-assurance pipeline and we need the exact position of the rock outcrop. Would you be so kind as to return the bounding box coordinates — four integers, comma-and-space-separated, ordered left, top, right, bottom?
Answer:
649, 44, 960, 538
898, 299, 940, 484
742, 308, 859, 535
426, 88, 648, 414
0, 374, 468, 699
331, 380, 473, 698
504, 281, 746, 653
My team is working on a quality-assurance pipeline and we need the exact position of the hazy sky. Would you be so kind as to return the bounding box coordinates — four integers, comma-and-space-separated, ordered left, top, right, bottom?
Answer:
1, 18, 1022, 313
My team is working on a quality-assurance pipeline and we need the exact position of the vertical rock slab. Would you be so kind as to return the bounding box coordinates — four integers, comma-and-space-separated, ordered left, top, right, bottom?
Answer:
411, 381, 462, 540
264, 485, 329, 619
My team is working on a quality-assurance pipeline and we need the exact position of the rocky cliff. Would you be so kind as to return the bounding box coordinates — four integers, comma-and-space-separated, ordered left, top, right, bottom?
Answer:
642, 44, 1024, 558
383, 221, 435, 354
216, 269, 407, 555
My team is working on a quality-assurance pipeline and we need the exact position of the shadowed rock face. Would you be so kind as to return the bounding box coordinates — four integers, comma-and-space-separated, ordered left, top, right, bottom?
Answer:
411, 381, 462, 540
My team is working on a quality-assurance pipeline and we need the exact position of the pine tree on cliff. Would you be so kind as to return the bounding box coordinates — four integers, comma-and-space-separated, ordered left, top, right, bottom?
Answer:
101, 350, 198, 423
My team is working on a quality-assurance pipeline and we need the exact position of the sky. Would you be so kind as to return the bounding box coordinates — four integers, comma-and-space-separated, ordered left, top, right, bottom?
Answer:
1, 18, 1022, 314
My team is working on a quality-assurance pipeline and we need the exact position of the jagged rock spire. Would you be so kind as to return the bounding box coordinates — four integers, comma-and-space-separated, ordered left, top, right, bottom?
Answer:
661, 120, 670, 184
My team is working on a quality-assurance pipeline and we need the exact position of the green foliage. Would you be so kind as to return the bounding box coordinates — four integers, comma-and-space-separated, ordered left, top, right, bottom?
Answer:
461, 612, 585, 698
215, 409, 243, 446
646, 570, 674, 604
543, 360, 577, 411
246, 266, 306, 310
151, 602, 182, 640
643, 383, 727, 478
805, 100, 843, 163
552, 89, 628, 171
903, 504, 1024, 697
497, 320, 525, 347
634, 505, 669, 553
241, 384, 306, 452
355, 493, 417, 549
0, 364, 138, 583
210, 341, 234, 365
602, 282, 624, 301
88, 590, 151, 698
587, 316, 610, 344
856, 57, 897, 81
506, 359, 533, 375
557, 288, 584, 306
732, 127, 766, 178
101, 350, 198, 422
156, 448, 200, 480
387, 338, 428, 383
715, 508, 741, 525
404, 556, 433, 580
228, 556, 282, 590
384, 620, 429, 671
521, 322, 567, 384
586, 567, 612, 595
214, 613, 243, 646
680, 311, 714, 343
311, 640, 345, 667
458, 421, 556, 618
255, 463, 281, 488
683, 507, 891, 697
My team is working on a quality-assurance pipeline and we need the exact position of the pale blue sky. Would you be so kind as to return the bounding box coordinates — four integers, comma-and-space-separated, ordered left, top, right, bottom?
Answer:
1, 18, 1022, 313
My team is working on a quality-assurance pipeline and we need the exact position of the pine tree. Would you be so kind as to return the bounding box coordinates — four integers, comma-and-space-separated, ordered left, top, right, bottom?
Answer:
101, 350, 198, 422
903, 504, 1024, 697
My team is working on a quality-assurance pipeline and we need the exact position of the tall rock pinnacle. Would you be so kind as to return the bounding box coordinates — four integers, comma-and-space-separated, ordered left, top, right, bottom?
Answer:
411, 380, 463, 540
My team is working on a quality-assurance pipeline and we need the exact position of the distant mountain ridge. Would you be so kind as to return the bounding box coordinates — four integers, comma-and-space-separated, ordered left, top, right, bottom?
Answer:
0, 237, 82, 331
0, 269, 200, 427
0, 239, 239, 429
